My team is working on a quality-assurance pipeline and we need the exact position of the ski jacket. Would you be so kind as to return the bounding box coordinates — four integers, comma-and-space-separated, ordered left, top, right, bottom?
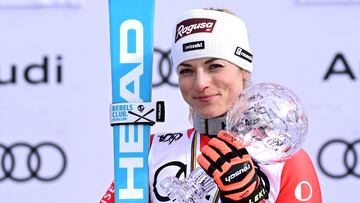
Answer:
149, 129, 322, 203
100, 128, 322, 203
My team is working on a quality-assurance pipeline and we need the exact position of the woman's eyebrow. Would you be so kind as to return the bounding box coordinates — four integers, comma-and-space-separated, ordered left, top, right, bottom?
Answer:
178, 58, 219, 68
204, 58, 218, 64
178, 62, 192, 67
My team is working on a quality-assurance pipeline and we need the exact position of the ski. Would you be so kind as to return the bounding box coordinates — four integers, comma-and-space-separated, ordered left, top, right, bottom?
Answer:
108, 0, 156, 202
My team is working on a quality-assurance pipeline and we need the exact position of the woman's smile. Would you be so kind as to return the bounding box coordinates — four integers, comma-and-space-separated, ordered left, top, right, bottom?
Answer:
194, 94, 219, 102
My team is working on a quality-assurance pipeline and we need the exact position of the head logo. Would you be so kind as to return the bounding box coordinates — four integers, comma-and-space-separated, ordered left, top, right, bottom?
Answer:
294, 181, 313, 201
117, 19, 145, 200
175, 18, 216, 42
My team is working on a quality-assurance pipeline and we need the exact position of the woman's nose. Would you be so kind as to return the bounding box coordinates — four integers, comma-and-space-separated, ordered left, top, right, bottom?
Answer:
193, 72, 210, 91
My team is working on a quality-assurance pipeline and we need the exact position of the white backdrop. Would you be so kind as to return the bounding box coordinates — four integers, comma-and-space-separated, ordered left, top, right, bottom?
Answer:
0, 0, 359, 202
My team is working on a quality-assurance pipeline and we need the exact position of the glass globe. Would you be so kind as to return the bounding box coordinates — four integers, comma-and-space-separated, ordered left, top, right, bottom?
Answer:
226, 82, 308, 164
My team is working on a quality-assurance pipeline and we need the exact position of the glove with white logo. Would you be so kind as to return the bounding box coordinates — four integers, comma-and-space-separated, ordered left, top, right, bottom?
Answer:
197, 131, 269, 203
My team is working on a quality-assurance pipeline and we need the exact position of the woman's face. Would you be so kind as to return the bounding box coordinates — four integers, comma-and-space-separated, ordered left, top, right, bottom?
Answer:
178, 57, 249, 119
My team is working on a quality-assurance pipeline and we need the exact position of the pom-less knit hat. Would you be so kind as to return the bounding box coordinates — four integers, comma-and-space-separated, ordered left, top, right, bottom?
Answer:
170, 9, 253, 72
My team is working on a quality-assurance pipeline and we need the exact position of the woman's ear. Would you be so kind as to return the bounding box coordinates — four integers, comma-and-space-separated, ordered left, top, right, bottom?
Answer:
241, 69, 250, 80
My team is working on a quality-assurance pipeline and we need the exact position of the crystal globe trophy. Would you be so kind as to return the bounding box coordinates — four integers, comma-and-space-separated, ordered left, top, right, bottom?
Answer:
161, 82, 308, 203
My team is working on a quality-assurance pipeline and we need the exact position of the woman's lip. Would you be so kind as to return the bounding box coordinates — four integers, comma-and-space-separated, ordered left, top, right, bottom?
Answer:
194, 94, 218, 102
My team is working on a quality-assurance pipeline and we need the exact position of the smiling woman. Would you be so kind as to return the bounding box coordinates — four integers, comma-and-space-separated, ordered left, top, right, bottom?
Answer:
101, 7, 322, 203
148, 8, 322, 203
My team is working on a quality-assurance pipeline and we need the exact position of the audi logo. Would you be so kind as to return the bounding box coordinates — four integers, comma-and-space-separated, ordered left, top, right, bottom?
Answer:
0, 142, 67, 182
317, 139, 360, 178
152, 48, 179, 88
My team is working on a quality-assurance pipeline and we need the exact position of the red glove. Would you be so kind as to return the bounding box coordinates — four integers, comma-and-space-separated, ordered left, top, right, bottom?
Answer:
197, 131, 269, 203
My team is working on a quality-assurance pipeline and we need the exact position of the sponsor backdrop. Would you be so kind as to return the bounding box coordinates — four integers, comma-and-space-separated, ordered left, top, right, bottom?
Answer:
0, 0, 358, 202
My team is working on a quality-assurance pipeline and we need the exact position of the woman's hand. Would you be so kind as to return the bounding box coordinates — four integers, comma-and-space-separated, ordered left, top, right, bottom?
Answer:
197, 131, 269, 203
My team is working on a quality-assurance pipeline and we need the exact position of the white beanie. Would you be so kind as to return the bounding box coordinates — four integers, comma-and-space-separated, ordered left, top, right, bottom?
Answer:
170, 9, 253, 72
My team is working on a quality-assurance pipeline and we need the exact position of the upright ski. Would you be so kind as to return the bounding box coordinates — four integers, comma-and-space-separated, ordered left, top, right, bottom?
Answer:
107, 0, 155, 202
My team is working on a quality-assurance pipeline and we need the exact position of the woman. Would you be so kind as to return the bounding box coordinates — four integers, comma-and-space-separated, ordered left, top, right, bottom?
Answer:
101, 8, 322, 203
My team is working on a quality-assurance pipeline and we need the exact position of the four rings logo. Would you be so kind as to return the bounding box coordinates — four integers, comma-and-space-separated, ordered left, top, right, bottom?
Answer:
0, 142, 67, 182
152, 48, 178, 88
317, 139, 360, 178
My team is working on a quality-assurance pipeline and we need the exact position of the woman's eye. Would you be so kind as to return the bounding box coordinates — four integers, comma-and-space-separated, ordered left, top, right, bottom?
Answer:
209, 64, 223, 70
178, 68, 193, 75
